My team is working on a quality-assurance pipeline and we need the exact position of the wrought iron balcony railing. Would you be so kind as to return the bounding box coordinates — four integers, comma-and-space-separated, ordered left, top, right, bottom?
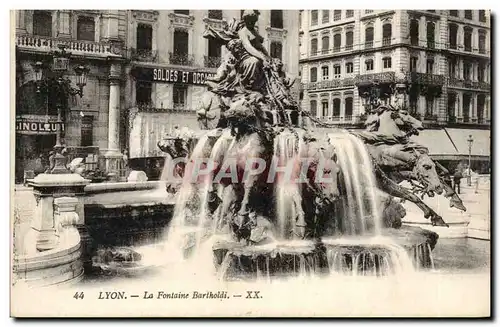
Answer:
364, 41, 373, 49
169, 52, 195, 66
204, 55, 221, 68
16, 34, 123, 58
131, 48, 158, 62
406, 72, 446, 85
382, 38, 391, 46
448, 78, 490, 91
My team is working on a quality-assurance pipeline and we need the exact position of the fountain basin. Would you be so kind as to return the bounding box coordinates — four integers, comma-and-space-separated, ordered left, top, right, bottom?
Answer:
12, 228, 83, 287
213, 226, 438, 280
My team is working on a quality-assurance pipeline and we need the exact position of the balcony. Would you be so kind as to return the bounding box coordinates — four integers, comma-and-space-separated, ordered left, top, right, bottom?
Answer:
130, 48, 157, 62
448, 42, 457, 50
479, 47, 486, 54
427, 40, 435, 49
15, 34, 123, 58
448, 78, 490, 91
169, 52, 195, 66
345, 44, 353, 51
364, 41, 373, 49
303, 77, 357, 91
356, 72, 395, 85
204, 55, 221, 68
333, 46, 340, 53
406, 72, 446, 86
448, 115, 457, 123
382, 38, 391, 46
410, 37, 419, 46
333, 13, 341, 21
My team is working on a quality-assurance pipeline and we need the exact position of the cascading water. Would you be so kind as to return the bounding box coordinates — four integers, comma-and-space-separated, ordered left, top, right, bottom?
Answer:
273, 129, 306, 239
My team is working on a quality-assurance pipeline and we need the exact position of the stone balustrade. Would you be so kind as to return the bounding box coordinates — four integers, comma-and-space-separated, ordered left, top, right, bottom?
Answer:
16, 34, 124, 58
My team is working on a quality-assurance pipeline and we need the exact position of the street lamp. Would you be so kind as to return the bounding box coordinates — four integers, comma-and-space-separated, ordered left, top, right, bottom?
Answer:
467, 134, 474, 186
31, 44, 89, 174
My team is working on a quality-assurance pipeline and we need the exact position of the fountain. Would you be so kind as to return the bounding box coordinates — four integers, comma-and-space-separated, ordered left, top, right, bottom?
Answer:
150, 10, 463, 281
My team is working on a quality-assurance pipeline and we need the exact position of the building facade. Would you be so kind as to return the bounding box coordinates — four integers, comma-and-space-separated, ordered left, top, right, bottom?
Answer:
14, 10, 300, 181
125, 10, 300, 167
299, 9, 491, 127
299, 10, 491, 171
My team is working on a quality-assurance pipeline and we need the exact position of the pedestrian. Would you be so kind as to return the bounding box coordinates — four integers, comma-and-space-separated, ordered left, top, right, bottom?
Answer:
453, 169, 462, 194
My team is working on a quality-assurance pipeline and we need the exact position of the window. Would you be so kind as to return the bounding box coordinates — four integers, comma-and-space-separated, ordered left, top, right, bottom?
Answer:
174, 29, 189, 55
410, 57, 418, 72
81, 116, 93, 147
310, 100, 317, 116
173, 85, 187, 108
410, 20, 419, 46
332, 98, 341, 117
208, 10, 223, 20
136, 81, 152, 105
136, 23, 153, 51
449, 24, 458, 49
365, 59, 374, 71
426, 59, 434, 74
310, 67, 317, 82
383, 57, 392, 69
464, 10, 472, 20
333, 34, 341, 52
345, 31, 353, 50
365, 27, 374, 48
311, 10, 318, 26
207, 39, 222, 67
464, 27, 472, 52
77, 16, 95, 41
479, 10, 486, 22
365, 10, 374, 14
462, 93, 471, 121
311, 38, 318, 55
322, 66, 329, 80
321, 36, 330, 54
270, 41, 283, 60
346, 10, 354, 18
271, 10, 284, 29
333, 10, 341, 21
333, 65, 341, 78
346, 62, 353, 74
322, 101, 329, 117
449, 10, 458, 17
425, 97, 434, 116
345, 97, 353, 118
382, 23, 392, 46
478, 62, 485, 82
426, 22, 435, 48
32, 11, 52, 37
448, 59, 457, 77
479, 31, 486, 54
322, 10, 330, 24
463, 61, 472, 80
174, 10, 190, 15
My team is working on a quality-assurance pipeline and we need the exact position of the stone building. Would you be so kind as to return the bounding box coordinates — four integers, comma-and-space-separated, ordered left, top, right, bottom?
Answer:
14, 9, 300, 181
299, 10, 491, 171
14, 10, 127, 182
125, 9, 300, 175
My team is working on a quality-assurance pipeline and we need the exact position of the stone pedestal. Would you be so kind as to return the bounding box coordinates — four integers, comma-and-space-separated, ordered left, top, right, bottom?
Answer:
103, 150, 124, 181
28, 173, 90, 252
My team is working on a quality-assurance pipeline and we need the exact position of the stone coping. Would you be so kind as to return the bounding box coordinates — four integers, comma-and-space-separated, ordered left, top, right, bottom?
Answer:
84, 181, 163, 194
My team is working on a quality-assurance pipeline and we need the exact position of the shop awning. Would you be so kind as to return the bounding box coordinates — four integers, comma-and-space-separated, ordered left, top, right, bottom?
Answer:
410, 129, 458, 157
444, 128, 491, 158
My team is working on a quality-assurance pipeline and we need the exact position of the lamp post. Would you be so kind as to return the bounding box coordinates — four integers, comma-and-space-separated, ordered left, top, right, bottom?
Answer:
31, 44, 89, 174
467, 134, 474, 186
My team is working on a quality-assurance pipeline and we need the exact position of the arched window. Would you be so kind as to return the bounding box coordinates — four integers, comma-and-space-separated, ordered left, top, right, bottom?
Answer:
464, 27, 472, 52
310, 67, 317, 82
345, 97, 353, 118
321, 36, 330, 54
382, 23, 392, 46
322, 101, 329, 117
365, 26, 374, 48
332, 98, 341, 117
310, 100, 317, 116
426, 22, 435, 48
333, 33, 341, 52
479, 31, 486, 54
479, 10, 486, 22
410, 19, 419, 45
271, 10, 283, 28
311, 38, 318, 55
208, 10, 223, 20
449, 24, 458, 49
322, 66, 329, 80
345, 30, 353, 50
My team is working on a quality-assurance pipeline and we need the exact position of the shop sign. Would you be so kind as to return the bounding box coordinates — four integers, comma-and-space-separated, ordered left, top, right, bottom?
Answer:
16, 117, 64, 135
132, 67, 215, 86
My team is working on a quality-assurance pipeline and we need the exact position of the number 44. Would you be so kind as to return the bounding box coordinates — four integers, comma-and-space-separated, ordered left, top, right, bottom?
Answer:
73, 292, 85, 299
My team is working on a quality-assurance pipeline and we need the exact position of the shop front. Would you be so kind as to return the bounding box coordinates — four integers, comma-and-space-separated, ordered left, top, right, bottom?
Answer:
127, 65, 215, 179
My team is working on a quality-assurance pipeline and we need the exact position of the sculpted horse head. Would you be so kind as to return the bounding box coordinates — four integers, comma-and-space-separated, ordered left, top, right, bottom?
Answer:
397, 109, 424, 137
412, 151, 444, 197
